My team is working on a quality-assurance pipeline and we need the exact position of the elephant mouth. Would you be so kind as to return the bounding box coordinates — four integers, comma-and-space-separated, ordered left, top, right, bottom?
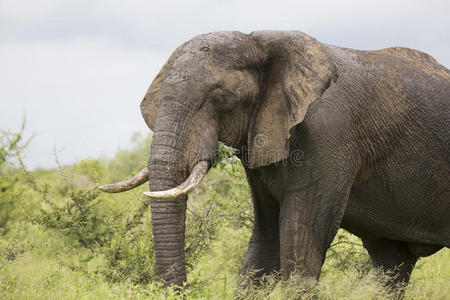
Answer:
99, 160, 210, 199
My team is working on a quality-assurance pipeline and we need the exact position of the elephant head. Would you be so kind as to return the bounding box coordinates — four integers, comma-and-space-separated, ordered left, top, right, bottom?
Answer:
99, 31, 336, 286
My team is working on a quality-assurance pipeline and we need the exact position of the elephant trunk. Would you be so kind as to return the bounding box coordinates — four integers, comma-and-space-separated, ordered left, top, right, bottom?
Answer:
148, 132, 189, 286
148, 119, 217, 285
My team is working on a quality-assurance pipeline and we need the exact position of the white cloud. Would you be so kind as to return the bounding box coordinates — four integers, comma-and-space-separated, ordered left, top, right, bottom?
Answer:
0, 39, 165, 168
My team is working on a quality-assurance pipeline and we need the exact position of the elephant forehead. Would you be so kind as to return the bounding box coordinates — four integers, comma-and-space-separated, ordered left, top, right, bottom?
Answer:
168, 32, 254, 78
165, 51, 200, 83
184, 31, 249, 52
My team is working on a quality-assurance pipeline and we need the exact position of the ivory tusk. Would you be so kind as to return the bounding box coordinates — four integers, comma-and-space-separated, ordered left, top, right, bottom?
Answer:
143, 161, 209, 199
99, 167, 149, 193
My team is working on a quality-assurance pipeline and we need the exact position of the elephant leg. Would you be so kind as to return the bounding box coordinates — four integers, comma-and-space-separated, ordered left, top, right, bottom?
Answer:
239, 168, 280, 287
362, 238, 417, 297
279, 153, 359, 284
280, 193, 349, 283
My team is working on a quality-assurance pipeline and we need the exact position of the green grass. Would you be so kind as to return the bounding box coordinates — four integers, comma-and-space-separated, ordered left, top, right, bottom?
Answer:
1, 132, 448, 299
1, 220, 448, 299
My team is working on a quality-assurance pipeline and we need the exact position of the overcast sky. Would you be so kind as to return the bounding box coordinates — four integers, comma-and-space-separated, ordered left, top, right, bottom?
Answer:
1, 0, 449, 169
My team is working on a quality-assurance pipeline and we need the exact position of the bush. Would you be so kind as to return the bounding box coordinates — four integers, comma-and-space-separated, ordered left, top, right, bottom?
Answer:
323, 230, 372, 278
0, 121, 33, 234
0, 238, 33, 271
22, 141, 243, 285
28, 166, 155, 284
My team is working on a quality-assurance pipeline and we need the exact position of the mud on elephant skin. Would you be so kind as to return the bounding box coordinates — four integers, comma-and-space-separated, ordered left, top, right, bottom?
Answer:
99, 31, 450, 295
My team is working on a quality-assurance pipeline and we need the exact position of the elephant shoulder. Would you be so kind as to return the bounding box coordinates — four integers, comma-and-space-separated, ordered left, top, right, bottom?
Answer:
375, 47, 443, 68
324, 44, 450, 82
373, 47, 450, 81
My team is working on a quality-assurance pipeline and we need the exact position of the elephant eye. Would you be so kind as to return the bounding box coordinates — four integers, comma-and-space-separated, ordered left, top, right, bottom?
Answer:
211, 90, 224, 101
210, 89, 232, 111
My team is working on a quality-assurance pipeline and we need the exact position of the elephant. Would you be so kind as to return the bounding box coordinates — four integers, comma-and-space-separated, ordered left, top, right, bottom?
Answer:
99, 31, 450, 295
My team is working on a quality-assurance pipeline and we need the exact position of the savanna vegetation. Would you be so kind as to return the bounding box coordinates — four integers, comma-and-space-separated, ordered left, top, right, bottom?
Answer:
0, 126, 448, 299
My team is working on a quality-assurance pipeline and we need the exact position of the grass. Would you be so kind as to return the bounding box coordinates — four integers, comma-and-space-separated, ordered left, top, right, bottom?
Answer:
1, 218, 448, 299
1, 132, 448, 299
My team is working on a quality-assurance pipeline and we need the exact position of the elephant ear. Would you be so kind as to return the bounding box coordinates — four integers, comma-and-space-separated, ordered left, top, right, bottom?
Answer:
246, 31, 336, 168
140, 47, 182, 131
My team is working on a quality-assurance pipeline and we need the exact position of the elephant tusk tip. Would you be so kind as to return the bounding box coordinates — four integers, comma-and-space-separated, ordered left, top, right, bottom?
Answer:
97, 167, 150, 193
98, 185, 114, 193
143, 191, 164, 198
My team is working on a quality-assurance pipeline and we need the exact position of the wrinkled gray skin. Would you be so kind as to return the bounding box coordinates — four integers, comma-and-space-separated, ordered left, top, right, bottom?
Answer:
106, 31, 450, 295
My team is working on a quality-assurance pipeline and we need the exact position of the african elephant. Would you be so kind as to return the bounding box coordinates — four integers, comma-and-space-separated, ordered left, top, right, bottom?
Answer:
99, 31, 450, 295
